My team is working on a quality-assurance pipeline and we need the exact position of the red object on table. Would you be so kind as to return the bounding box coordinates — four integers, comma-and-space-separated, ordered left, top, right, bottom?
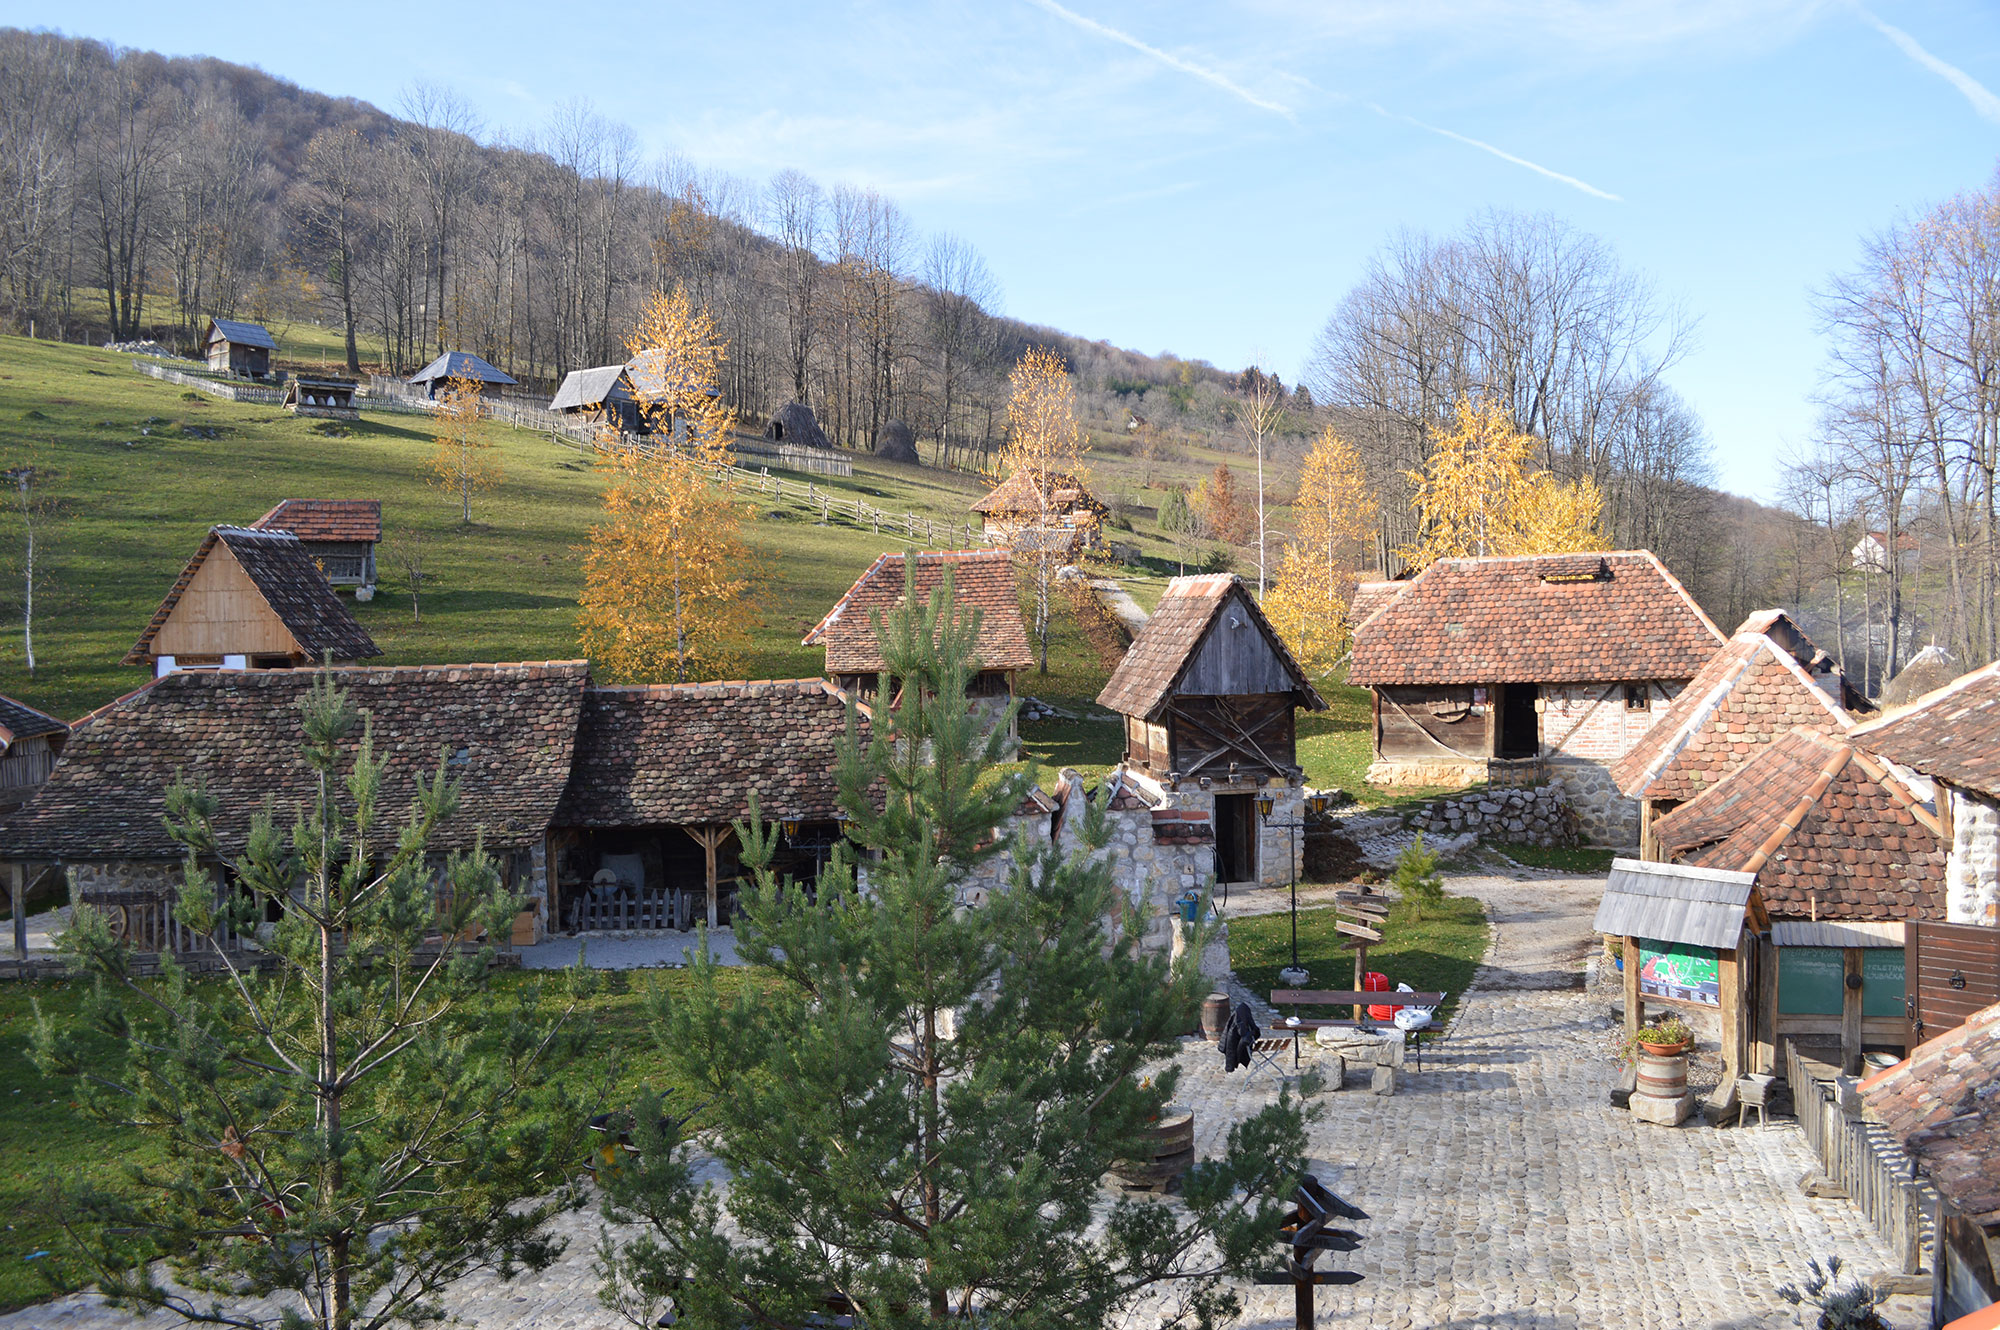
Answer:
1364, 971, 1398, 1021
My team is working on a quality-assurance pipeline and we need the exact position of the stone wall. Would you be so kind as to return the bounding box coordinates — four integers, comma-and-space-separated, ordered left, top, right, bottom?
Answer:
1550, 758, 1640, 846
1947, 786, 2000, 925
1408, 783, 1581, 848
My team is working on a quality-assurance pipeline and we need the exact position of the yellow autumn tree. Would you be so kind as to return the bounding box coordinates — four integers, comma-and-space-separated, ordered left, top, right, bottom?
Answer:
428, 374, 500, 524
1398, 397, 1604, 568
1002, 347, 1090, 673
1263, 427, 1376, 677
578, 288, 755, 683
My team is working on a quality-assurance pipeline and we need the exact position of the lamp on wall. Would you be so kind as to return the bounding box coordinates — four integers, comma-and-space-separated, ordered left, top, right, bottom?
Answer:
1256, 794, 1275, 819
781, 820, 801, 840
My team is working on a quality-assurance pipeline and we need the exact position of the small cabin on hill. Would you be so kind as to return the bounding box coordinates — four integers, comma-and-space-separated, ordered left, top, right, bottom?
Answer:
249, 500, 381, 593
971, 470, 1107, 554
0, 694, 67, 813
1612, 609, 1860, 859
126, 526, 381, 676
804, 550, 1032, 747
406, 351, 517, 400
549, 364, 639, 434
204, 319, 276, 379
1097, 574, 1323, 887
282, 374, 359, 420
1347, 550, 1724, 844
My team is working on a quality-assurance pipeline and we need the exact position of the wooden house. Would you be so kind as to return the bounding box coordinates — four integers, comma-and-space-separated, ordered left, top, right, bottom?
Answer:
1594, 858, 1764, 1091
1612, 610, 1860, 859
282, 374, 359, 420
1651, 726, 1946, 1073
406, 351, 517, 400
1860, 1003, 2000, 1323
1097, 574, 1323, 886
125, 526, 381, 676
548, 364, 639, 434
0, 694, 66, 813
203, 318, 276, 379
1347, 551, 1724, 844
971, 470, 1107, 553
248, 500, 382, 593
803, 550, 1032, 746
550, 679, 856, 932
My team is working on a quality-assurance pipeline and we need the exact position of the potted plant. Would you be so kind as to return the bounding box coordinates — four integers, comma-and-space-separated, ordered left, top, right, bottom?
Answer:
1633, 1016, 1693, 1057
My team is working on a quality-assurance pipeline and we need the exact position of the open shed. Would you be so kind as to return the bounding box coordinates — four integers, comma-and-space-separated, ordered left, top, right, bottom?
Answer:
282, 374, 359, 420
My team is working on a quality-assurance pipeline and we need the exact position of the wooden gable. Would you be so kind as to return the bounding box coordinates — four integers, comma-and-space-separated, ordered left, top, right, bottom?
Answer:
1177, 586, 1297, 697
151, 539, 302, 659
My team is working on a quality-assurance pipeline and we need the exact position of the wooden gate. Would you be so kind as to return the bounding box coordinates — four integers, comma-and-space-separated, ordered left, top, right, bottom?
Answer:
1905, 920, 2000, 1045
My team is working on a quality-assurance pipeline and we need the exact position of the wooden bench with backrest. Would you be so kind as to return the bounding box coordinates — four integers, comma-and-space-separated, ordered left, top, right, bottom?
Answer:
1269, 988, 1451, 1070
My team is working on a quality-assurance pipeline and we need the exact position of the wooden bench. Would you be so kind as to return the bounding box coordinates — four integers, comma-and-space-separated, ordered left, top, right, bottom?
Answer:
1270, 988, 1451, 1071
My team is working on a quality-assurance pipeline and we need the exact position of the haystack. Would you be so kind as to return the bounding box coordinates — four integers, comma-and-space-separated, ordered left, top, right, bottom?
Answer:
874, 419, 919, 463
765, 402, 831, 450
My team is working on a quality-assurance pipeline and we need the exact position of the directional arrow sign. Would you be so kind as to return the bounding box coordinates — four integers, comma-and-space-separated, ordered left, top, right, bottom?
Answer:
1334, 919, 1383, 943
1252, 1270, 1365, 1286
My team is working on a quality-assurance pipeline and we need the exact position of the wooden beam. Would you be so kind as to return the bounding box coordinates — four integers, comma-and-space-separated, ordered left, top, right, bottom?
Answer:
1718, 943, 1742, 1084
1842, 947, 1864, 1075
686, 826, 732, 930
8, 863, 23, 962
1623, 935, 1642, 1042
1758, 933, 1780, 1075
1335, 920, 1383, 943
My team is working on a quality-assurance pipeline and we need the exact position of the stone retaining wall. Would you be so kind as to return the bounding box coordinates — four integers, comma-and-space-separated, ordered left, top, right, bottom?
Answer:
1408, 782, 1581, 848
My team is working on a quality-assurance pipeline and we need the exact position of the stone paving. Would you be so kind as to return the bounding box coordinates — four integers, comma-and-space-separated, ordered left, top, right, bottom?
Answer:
3, 874, 1931, 1329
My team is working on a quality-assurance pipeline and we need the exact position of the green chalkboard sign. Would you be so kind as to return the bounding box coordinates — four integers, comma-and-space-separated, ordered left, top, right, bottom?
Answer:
1779, 947, 1844, 1016
1863, 949, 1906, 1019
1638, 938, 1720, 1005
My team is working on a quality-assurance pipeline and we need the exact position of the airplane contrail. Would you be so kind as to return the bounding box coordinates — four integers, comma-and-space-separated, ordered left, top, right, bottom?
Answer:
1855, 6, 2000, 127
1370, 103, 1622, 202
1022, 0, 1296, 121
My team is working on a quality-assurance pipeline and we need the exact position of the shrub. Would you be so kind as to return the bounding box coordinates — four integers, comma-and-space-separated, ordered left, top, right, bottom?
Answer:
1776, 1256, 1890, 1330
1390, 835, 1444, 923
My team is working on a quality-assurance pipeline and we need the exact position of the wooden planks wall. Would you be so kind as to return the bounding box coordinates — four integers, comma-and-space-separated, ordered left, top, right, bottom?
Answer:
152, 542, 301, 658
1376, 685, 1490, 761
1907, 921, 2000, 1042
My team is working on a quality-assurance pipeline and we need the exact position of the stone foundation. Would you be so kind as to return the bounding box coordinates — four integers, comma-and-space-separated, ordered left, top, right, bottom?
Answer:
1366, 758, 1485, 790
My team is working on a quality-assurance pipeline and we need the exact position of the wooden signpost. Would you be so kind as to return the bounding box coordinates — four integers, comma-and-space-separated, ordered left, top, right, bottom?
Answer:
1332, 891, 1390, 1015
1255, 1174, 1368, 1330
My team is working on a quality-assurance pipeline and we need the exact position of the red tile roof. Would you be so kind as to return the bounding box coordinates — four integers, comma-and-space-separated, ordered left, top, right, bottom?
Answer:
1653, 727, 1946, 921
555, 679, 858, 826
125, 527, 381, 666
1346, 579, 1406, 631
1611, 611, 1854, 803
803, 550, 1033, 675
1, 663, 591, 858
1853, 660, 2000, 800
250, 499, 382, 544
969, 470, 1106, 517
1346, 550, 1723, 687
0, 694, 66, 748
1860, 1000, 2000, 1224
1096, 573, 1325, 720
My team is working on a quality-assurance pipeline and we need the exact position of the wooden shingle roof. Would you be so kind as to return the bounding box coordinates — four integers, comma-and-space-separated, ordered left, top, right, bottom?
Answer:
125, 527, 381, 665
1611, 611, 1853, 803
970, 470, 1106, 517
1346, 579, 1406, 631
555, 679, 858, 826
1860, 1000, 2000, 1225
1653, 727, 1946, 922
205, 318, 276, 350
804, 551, 1033, 676
0, 663, 592, 859
1347, 550, 1723, 687
0, 694, 65, 748
1096, 574, 1324, 720
250, 500, 382, 544
1854, 660, 2000, 800
407, 351, 517, 387
549, 364, 629, 412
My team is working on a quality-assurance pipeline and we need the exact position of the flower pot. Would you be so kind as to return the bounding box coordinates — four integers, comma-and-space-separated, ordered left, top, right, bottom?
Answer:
1637, 1038, 1693, 1057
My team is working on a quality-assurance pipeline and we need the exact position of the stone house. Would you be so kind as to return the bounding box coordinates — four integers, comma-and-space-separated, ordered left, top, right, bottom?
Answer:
203, 318, 275, 378
1859, 1000, 2000, 1323
1652, 726, 1946, 1072
1097, 573, 1324, 889
1854, 660, 2000, 927
970, 469, 1107, 554
1347, 550, 1724, 844
803, 550, 1032, 749
1612, 609, 1861, 859
0, 694, 66, 813
127, 526, 381, 676
248, 499, 382, 594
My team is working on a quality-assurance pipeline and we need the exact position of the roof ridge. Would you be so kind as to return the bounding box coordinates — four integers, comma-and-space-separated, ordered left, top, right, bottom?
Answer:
588, 676, 836, 696
1739, 733, 1852, 876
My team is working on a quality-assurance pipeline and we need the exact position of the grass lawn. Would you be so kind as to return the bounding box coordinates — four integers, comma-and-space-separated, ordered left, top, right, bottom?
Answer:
1493, 844, 1617, 874
1227, 896, 1490, 1028
0, 962, 762, 1314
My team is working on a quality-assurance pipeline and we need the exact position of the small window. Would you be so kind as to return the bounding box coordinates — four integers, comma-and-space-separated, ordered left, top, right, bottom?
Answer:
1625, 685, 1651, 711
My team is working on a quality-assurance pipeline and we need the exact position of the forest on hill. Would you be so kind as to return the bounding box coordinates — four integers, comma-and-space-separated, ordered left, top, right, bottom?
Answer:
0, 26, 1810, 634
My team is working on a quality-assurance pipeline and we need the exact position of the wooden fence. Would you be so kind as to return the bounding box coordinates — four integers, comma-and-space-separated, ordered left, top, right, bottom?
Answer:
1786, 1042, 1936, 1278
570, 891, 696, 933
133, 358, 283, 404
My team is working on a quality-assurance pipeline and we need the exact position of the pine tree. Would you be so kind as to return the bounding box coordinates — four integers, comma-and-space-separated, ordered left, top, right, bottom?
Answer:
34, 674, 591, 1330
596, 569, 1311, 1330
1390, 835, 1445, 925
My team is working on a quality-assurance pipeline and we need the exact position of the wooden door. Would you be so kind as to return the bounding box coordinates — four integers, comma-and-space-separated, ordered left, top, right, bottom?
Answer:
1214, 794, 1257, 884
1906, 920, 2000, 1045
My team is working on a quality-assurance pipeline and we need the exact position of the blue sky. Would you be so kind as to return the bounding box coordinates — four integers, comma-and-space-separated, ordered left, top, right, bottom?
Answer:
13, 0, 2000, 501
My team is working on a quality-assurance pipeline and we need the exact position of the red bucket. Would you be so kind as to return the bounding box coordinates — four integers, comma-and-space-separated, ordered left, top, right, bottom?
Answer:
1364, 971, 1398, 1021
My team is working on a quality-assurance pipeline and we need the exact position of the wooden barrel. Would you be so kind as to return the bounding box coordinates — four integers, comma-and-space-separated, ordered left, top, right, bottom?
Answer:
1112, 1107, 1195, 1191
1635, 1049, 1688, 1102
1200, 993, 1230, 1042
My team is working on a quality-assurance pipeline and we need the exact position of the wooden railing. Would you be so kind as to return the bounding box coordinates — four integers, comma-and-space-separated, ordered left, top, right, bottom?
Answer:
1785, 1043, 1936, 1278
569, 891, 695, 933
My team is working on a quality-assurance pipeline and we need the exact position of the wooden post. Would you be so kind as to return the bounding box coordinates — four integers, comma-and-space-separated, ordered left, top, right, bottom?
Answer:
1623, 935, 1642, 1042
9, 863, 24, 961
687, 827, 730, 930
1718, 944, 1742, 1084
1758, 934, 1781, 1075
1295, 1270, 1314, 1330
1842, 946, 1864, 1074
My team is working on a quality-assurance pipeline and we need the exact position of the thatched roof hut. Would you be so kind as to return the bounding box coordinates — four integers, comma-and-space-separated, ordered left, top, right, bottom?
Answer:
765, 402, 831, 450
874, 419, 919, 463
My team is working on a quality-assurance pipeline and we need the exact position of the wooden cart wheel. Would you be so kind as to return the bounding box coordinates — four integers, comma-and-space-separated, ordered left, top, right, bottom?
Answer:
106, 904, 130, 940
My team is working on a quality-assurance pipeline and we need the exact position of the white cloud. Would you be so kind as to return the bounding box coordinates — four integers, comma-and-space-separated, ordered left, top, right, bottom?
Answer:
1022, 0, 1297, 121
1855, 6, 2000, 127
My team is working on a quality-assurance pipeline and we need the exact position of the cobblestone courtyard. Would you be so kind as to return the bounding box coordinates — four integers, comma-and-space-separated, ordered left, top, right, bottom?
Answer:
3, 874, 1929, 1329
